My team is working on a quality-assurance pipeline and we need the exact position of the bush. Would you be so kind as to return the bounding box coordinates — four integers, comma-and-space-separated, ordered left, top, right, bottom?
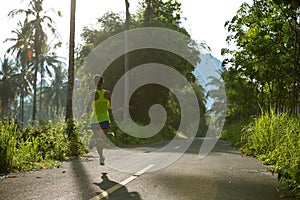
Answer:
36, 121, 70, 160
0, 120, 17, 173
241, 110, 300, 198
220, 118, 252, 146
14, 136, 42, 171
66, 118, 87, 157
0, 119, 87, 173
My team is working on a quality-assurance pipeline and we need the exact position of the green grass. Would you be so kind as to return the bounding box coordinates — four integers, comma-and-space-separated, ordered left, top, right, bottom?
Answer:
0, 119, 86, 174
241, 110, 300, 198
0, 120, 17, 173
220, 110, 300, 198
0, 113, 177, 173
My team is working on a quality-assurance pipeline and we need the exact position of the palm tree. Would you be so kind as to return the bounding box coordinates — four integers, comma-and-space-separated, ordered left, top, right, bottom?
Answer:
9, 0, 59, 124
38, 47, 64, 118
65, 0, 76, 122
19, 66, 32, 124
124, 0, 130, 120
43, 65, 67, 117
5, 19, 34, 62
0, 57, 18, 118
5, 18, 34, 124
66, 0, 83, 157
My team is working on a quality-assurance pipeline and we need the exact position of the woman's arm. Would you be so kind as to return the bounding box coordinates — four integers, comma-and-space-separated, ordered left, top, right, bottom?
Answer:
86, 91, 96, 112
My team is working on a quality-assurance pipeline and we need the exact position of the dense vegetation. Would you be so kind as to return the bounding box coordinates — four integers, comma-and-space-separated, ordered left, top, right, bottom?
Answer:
221, 0, 300, 197
0, 118, 86, 173
0, 0, 299, 198
0, 0, 207, 173
242, 111, 300, 197
222, 0, 300, 117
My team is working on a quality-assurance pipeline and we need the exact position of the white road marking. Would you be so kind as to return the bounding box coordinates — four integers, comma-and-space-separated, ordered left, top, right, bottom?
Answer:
134, 164, 154, 176
89, 164, 154, 200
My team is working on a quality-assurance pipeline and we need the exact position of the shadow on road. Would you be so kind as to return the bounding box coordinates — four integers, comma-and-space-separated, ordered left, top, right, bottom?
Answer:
94, 173, 141, 200
152, 169, 294, 200
70, 158, 97, 199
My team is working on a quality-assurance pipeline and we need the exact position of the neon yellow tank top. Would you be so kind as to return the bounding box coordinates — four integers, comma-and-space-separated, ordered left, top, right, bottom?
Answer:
90, 89, 110, 124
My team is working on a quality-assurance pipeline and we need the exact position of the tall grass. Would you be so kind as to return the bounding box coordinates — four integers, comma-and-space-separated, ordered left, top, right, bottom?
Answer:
0, 120, 17, 173
0, 119, 86, 173
241, 110, 300, 198
14, 137, 42, 170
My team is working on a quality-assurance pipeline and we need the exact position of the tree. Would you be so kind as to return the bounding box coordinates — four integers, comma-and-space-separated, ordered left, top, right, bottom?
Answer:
0, 57, 18, 117
9, 0, 60, 123
222, 67, 257, 119
43, 65, 67, 117
124, 0, 130, 120
223, 0, 300, 116
125, 0, 130, 30
65, 0, 76, 123
75, 0, 206, 139
141, 0, 187, 34
38, 48, 63, 118
143, 0, 152, 26
4, 18, 34, 123
273, 0, 300, 113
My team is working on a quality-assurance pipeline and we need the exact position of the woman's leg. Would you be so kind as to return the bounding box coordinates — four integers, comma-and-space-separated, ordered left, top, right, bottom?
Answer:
96, 128, 108, 159
89, 124, 102, 149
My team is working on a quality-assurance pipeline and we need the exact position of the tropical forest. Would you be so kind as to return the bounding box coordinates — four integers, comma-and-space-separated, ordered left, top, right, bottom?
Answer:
0, 0, 299, 199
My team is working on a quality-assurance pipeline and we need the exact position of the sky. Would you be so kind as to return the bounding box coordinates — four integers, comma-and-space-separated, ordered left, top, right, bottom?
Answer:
0, 0, 252, 62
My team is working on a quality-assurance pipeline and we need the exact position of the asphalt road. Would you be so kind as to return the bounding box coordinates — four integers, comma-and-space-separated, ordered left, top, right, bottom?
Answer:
0, 139, 295, 200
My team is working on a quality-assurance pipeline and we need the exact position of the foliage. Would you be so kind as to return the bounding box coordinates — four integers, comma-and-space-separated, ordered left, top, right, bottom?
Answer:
0, 119, 86, 173
75, 0, 207, 142
220, 118, 252, 146
241, 110, 300, 198
0, 119, 17, 173
4, 18, 33, 124
65, 118, 86, 157
7, 0, 62, 123
0, 57, 19, 117
222, 69, 258, 119
76, 112, 94, 147
223, 0, 300, 117
140, 0, 187, 35
42, 65, 68, 117
223, 2, 300, 197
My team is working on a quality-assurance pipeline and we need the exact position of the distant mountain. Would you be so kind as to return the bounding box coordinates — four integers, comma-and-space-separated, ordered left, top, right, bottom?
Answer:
193, 53, 223, 110
193, 53, 222, 86
199, 53, 222, 71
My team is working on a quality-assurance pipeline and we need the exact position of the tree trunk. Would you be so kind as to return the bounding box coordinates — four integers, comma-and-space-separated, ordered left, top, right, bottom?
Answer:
144, 0, 152, 26
39, 62, 44, 118
20, 68, 25, 126
65, 0, 76, 122
123, 0, 130, 120
32, 26, 40, 124
292, 14, 300, 114
20, 90, 24, 126
125, 0, 130, 30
